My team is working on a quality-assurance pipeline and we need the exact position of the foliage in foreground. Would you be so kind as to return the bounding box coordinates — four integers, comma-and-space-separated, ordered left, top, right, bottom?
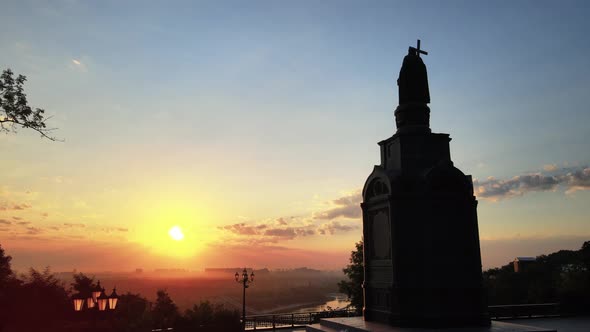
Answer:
339, 240, 590, 314
0, 243, 241, 332
484, 241, 590, 313
338, 241, 363, 312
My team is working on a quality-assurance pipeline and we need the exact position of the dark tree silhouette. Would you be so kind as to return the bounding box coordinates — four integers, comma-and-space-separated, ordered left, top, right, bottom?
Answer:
152, 289, 179, 329
0, 69, 59, 140
0, 244, 22, 332
70, 272, 96, 295
114, 292, 153, 332
581, 241, 590, 269
13, 267, 71, 330
176, 300, 241, 332
0, 244, 16, 286
338, 241, 363, 312
483, 241, 590, 314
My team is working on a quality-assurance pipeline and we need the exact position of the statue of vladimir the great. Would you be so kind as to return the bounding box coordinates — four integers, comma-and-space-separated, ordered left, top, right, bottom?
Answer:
397, 46, 430, 105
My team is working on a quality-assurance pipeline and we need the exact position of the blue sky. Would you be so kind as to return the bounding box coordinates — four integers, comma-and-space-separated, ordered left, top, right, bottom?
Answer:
0, 0, 589, 271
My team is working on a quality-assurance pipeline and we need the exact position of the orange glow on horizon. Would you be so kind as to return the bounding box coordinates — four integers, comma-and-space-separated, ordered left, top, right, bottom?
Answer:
128, 194, 220, 260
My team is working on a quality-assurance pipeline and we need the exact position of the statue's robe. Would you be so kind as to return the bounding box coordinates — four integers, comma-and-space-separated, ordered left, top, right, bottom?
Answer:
397, 53, 430, 104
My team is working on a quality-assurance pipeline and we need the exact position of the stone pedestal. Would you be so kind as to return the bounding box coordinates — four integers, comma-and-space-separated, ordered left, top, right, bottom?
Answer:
306, 317, 556, 332
361, 128, 489, 327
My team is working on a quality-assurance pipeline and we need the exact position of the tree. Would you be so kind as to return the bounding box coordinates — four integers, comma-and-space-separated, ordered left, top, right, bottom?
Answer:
0, 244, 22, 332
482, 241, 590, 314
338, 241, 363, 313
581, 241, 590, 269
152, 289, 179, 329
114, 292, 153, 332
0, 69, 58, 140
13, 267, 71, 330
70, 272, 96, 295
176, 301, 240, 332
0, 244, 16, 286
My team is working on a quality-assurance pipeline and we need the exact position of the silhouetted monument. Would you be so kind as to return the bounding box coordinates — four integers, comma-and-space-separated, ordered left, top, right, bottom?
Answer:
308, 40, 556, 332
361, 40, 490, 327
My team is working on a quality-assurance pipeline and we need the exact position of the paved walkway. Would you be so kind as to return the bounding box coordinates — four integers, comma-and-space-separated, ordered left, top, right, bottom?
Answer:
509, 317, 590, 332
251, 317, 589, 332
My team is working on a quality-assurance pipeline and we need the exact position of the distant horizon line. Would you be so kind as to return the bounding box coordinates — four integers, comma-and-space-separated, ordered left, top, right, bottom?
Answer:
13, 266, 345, 275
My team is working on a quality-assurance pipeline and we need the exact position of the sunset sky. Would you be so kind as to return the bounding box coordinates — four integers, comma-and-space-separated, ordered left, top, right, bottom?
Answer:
1, 1, 589, 272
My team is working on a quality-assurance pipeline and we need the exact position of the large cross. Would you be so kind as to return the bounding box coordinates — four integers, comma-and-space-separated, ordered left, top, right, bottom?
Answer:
409, 39, 428, 57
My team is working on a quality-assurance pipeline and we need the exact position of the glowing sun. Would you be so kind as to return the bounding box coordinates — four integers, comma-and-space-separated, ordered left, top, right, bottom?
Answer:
168, 226, 185, 241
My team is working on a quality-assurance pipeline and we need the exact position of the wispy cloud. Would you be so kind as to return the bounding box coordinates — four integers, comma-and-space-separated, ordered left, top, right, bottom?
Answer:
543, 164, 558, 172
69, 57, 89, 72
563, 167, 590, 194
317, 221, 357, 235
12, 203, 31, 210
101, 227, 128, 233
219, 220, 317, 244
26, 227, 42, 235
220, 223, 260, 236
217, 189, 364, 247
0, 203, 32, 211
474, 165, 590, 201
313, 189, 361, 220
63, 222, 85, 228
264, 227, 315, 239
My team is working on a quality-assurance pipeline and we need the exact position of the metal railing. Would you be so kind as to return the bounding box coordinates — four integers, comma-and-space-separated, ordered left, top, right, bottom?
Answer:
245, 308, 358, 330
488, 303, 560, 320
244, 303, 562, 330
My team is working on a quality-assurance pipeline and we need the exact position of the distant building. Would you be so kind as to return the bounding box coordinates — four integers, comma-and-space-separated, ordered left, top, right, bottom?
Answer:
513, 257, 535, 272
205, 267, 269, 274
135, 268, 143, 273
205, 268, 244, 273
154, 268, 188, 273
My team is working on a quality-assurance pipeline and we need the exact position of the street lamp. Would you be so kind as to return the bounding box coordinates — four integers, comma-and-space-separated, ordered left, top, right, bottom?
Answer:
73, 293, 84, 312
86, 296, 95, 309
92, 281, 102, 303
72, 281, 119, 312
235, 268, 254, 331
108, 288, 119, 310
97, 288, 109, 311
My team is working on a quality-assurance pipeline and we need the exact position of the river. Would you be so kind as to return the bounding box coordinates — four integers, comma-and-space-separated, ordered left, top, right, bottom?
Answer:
292, 293, 351, 313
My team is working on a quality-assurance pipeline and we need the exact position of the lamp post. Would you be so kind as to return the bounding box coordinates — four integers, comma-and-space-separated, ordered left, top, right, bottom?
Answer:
73, 293, 84, 312
92, 281, 102, 304
235, 268, 254, 331
97, 288, 109, 311
108, 287, 119, 311
72, 280, 119, 312
72, 282, 119, 332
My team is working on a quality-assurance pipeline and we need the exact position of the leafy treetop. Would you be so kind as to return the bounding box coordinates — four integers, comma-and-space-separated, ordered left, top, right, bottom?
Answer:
0, 69, 59, 141
338, 241, 363, 312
